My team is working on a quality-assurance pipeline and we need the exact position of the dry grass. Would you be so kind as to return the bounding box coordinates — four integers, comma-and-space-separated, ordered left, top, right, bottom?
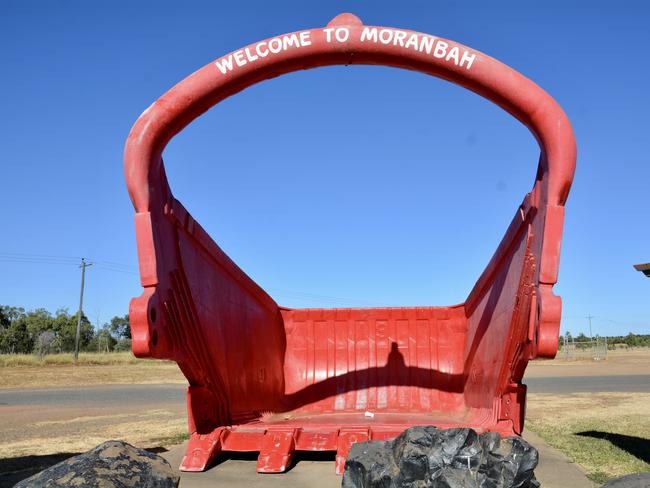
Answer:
0, 354, 186, 389
526, 392, 650, 483
0, 352, 157, 367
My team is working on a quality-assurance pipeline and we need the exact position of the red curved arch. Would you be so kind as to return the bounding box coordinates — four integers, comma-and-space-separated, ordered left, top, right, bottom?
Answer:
125, 13, 575, 212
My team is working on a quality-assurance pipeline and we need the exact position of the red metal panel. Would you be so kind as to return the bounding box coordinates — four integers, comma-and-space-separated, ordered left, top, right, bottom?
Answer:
124, 12, 575, 474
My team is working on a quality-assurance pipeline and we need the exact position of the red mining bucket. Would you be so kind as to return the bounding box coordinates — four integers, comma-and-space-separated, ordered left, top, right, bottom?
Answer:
124, 13, 575, 474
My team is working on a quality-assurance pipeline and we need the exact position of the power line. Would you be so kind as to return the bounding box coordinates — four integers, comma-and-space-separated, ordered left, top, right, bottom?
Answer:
0, 252, 137, 275
95, 260, 137, 270
563, 314, 650, 330
93, 265, 138, 275
0, 256, 76, 264
0, 251, 80, 261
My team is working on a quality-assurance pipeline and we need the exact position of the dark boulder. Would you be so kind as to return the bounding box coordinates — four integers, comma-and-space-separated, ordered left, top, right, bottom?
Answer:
342, 426, 539, 488
13, 440, 179, 488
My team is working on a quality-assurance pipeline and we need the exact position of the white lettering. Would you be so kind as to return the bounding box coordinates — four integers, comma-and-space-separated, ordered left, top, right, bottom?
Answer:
460, 50, 476, 69
379, 29, 393, 44
244, 47, 258, 63
234, 50, 246, 67
215, 28, 477, 77
445, 46, 460, 65
299, 30, 312, 46
404, 33, 419, 50
434, 40, 448, 59
268, 37, 282, 54
256, 41, 268, 57
419, 36, 435, 55
360, 26, 378, 43
215, 55, 234, 74
393, 30, 407, 47
282, 33, 300, 50
334, 27, 350, 43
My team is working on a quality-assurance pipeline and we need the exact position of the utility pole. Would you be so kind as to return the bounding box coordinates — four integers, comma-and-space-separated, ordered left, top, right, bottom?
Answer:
74, 258, 92, 362
586, 314, 594, 341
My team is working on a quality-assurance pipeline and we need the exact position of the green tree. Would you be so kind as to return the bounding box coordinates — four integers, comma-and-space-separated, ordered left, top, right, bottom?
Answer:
625, 332, 639, 347
0, 306, 33, 353
0, 306, 98, 354
51, 309, 93, 352
0, 307, 9, 328
88, 325, 117, 352
109, 314, 131, 339
0, 306, 10, 351
0, 319, 33, 353
114, 338, 132, 352
0, 306, 25, 322
21, 308, 54, 339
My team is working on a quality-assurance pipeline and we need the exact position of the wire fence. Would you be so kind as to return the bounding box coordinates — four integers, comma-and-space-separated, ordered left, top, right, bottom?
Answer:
559, 336, 608, 361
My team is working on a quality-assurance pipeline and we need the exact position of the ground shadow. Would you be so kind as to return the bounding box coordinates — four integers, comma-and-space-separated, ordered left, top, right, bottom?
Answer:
280, 341, 466, 411
576, 431, 650, 464
208, 451, 259, 469
205, 450, 335, 474
0, 452, 81, 488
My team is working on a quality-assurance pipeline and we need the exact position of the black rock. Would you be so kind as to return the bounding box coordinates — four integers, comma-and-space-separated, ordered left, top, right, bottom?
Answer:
345, 440, 398, 488
13, 440, 179, 488
602, 473, 650, 487
342, 426, 539, 488
481, 436, 539, 488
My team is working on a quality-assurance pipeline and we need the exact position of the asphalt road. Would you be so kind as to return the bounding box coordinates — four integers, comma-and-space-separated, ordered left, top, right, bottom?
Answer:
526, 374, 650, 393
1, 374, 648, 409
0, 383, 186, 407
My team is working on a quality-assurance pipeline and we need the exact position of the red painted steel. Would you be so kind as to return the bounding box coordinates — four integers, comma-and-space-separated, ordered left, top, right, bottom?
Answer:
124, 13, 576, 474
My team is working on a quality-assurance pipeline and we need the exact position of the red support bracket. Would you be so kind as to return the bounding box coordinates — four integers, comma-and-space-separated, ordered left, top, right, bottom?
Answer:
335, 428, 370, 475
180, 428, 226, 472
256, 429, 297, 473
499, 384, 527, 435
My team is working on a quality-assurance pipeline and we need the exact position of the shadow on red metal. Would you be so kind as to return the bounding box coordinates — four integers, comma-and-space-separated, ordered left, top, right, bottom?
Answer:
124, 13, 576, 474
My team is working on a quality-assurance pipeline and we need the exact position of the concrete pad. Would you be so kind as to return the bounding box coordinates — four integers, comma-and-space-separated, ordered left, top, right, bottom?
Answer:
164, 433, 597, 488
523, 430, 597, 488
162, 444, 340, 487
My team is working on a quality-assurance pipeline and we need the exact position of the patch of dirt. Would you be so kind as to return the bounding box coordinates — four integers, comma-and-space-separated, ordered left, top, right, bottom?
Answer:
0, 407, 187, 459
527, 392, 649, 420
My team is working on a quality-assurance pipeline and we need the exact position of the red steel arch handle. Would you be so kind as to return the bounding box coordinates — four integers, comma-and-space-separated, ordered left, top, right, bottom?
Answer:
125, 13, 575, 212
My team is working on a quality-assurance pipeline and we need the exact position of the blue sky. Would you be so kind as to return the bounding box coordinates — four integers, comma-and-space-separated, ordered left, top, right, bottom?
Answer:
1, 0, 648, 336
